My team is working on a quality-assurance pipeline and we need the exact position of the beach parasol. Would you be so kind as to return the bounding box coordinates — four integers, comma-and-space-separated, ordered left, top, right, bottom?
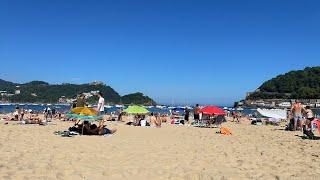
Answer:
201, 106, 226, 116
67, 107, 101, 135
124, 105, 149, 114
71, 107, 97, 116
67, 107, 101, 123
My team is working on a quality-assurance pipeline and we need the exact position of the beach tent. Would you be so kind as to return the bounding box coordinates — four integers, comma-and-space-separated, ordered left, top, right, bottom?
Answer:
201, 106, 226, 116
124, 105, 149, 114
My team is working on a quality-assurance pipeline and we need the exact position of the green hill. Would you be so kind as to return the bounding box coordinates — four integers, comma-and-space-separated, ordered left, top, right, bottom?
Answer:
0, 79, 156, 104
121, 92, 156, 105
247, 66, 320, 99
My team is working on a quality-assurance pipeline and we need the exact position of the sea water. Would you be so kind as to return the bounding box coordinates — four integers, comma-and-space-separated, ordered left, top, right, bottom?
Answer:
1, 104, 319, 117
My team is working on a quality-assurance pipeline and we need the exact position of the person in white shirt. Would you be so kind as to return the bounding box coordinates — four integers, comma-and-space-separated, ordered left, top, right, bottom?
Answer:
97, 92, 105, 116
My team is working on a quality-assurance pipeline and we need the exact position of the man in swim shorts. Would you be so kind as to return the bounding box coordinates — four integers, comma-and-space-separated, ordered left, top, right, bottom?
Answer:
291, 100, 306, 131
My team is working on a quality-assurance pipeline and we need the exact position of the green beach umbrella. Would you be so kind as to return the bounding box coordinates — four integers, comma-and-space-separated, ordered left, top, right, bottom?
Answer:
124, 105, 149, 114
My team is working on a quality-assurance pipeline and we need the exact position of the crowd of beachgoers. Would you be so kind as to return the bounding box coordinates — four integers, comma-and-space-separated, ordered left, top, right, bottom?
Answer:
0, 92, 319, 140
1, 93, 320, 179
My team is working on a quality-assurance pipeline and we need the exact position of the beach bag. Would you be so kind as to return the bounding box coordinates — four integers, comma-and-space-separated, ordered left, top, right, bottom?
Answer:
219, 127, 232, 135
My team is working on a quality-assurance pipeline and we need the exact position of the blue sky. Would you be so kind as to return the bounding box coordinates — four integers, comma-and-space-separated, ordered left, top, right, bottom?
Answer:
1, 0, 319, 105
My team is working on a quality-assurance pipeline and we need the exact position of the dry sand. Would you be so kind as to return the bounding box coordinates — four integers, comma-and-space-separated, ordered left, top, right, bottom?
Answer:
0, 117, 319, 180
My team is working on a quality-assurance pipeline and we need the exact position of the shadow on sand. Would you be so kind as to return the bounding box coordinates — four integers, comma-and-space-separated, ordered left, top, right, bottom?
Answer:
295, 135, 320, 140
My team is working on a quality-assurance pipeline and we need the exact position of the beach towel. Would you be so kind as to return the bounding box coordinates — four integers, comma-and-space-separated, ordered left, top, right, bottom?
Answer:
219, 127, 232, 135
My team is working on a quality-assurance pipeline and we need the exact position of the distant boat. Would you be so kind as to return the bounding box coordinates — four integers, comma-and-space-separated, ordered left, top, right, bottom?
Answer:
168, 106, 176, 109
147, 105, 154, 108
0, 103, 11, 106
47, 104, 52, 106
57, 103, 70, 106
223, 107, 228, 110
236, 107, 244, 111
19, 104, 25, 106
156, 105, 166, 109
115, 105, 124, 108
104, 105, 113, 108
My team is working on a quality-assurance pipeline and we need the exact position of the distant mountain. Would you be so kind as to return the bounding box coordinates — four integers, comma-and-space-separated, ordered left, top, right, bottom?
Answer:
121, 92, 156, 105
0, 79, 156, 104
247, 66, 320, 99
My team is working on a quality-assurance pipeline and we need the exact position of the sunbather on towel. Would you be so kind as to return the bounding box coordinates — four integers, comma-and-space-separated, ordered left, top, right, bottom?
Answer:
75, 120, 117, 135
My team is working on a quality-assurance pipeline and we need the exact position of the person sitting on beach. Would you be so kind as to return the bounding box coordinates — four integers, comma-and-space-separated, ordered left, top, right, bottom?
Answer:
232, 112, 240, 122
150, 113, 161, 127
140, 115, 149, 126
160, 114, 168, 123
134, 114, 142, 126
10, 106, 20, 121
20, 108, 25, 121
291, 100, 306, 131
74, 120, 117, 135
23, 113, 43, 124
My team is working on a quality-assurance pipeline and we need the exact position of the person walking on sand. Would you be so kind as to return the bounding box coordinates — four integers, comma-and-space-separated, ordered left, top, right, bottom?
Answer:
76, 93, 87, 107
291, 100, 305, 131
184, 107, 190, 123
305, 106, 314, 130
193, 104, 201, 123
97, 92, 105, 116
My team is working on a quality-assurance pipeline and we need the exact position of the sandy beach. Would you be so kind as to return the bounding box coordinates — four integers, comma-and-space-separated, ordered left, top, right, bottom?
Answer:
0, 118, 319, 180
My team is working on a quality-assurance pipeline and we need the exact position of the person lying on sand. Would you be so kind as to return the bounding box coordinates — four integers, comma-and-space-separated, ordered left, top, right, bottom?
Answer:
24, 114, 48, 125
73, 120, 117, 135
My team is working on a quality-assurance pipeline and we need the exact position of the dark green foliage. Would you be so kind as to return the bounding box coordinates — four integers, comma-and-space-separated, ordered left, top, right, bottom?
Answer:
247, 67, 320, 99
121, 92, 156, 105
0, 79, 156, 104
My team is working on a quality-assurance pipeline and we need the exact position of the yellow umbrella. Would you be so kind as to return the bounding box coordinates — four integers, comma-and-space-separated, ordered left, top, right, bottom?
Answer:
71, 107, 98, 116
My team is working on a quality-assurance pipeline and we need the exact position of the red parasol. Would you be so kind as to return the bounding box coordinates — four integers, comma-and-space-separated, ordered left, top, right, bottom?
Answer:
201, 106, 226, 116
